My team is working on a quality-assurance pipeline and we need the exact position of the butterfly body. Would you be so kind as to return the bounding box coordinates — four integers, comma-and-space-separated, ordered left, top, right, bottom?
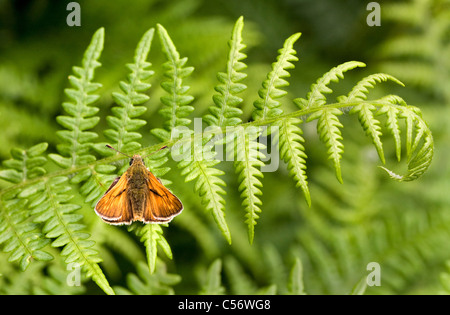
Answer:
95, 153, 183, 225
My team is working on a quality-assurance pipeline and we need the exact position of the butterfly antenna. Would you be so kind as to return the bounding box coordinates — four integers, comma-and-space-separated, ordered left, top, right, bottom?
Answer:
105, 145, 132, 158
142, 146, 168, 159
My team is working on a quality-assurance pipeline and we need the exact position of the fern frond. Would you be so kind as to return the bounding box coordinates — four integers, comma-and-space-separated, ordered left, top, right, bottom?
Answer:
199, 258, 226, 295
115, 260, 181, 295
231, 32, 301, 242
339, 73, 404, 103
0, 24, 437, 294
33, 263, 86, 295
49, 28, 104, 168
0, 197, 52, 270
379, 106, 433, 182
232, 126, 265, 244
350, 277, 368, 295
178, 136, 230, 244
276, 118, 310, 206
350, 103, 385, 164
294, 61, 366, 109
333, 68, 433, 180
380, 0, 450, 103
223, 256, 260, 294
151, 24, 195, 142
341, 74, 405, 164
204, 16, 247, 127
137, 149, 175, 274
376, 97, 405, 162
286, 257, 306, 295
0, 143, 48, 184
97, 28, 155, 155
0, 143, 52, 270
252, 32, 301, 121
308, 108, 345, 183
130, 223, 172, 275
29, 176, 114, 295
297, 60, 433, 184
13, 29, 114, 294
80, 29, 158, 208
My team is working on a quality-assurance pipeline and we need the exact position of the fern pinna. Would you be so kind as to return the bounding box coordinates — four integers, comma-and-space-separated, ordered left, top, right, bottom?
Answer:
0, 17, 433, 294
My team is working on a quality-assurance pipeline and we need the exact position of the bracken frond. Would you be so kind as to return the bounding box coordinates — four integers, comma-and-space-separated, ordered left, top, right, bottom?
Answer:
49, 28, 104, 168
231, 126, 265, 244
0, 17, 435, 295
276, 118, 310, 206
294, 61, 366, 110
252, 32, 301, 121
204, 16, 247, 128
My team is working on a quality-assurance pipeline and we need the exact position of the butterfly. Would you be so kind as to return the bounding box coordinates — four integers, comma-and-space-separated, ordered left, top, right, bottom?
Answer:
95, 145, 183, 225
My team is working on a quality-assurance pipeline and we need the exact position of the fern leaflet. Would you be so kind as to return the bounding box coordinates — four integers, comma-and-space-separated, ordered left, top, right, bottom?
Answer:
115, 260, 181, 295
129, 223, 172, 275
232, 126, 265, 244
49, 28, 104, 168
204, 15, 247, 128
178, 136, 230, 243
0, 143, 53, 270
350, 103, 385, 164
199, 259, 226, 295
252, 32, 301, 121
276, 118, 310, 205
308, 107, 345, 183
29, 176, 114, 295
151, 24, 195, 142
96, 28, 155, 156
294, 61, 366, 109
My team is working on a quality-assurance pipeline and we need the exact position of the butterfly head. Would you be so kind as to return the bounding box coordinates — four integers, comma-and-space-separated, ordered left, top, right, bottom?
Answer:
130, 154, 145, 166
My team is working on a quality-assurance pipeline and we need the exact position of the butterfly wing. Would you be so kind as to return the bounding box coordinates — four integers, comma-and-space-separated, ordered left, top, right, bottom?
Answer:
95, 175, 134, 225
142, 171, 183, 223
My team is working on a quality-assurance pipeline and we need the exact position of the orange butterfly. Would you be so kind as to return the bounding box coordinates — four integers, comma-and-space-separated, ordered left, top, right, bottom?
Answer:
95, 145, 183, 225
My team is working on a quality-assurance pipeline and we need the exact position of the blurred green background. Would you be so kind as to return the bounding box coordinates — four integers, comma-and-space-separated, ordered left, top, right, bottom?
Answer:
0, 0, 449, 294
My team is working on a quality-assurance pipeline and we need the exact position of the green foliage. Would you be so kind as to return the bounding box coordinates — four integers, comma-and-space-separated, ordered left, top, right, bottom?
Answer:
0, 143, 48, 184
151, 24, 195, 142
232, 126, 265, 244
0, 143, 52, 271
0, 197, 51, 271
286, 258, 306, 295
203, 15, 246, 128
379, 0, 450, 103
97, 28, 155, 155
295, 61, 366, 110
252, 33, 301, 121
297, 61, 365, 183
130, 223, 172, 275
30, 175, 113, 295
199, 258, 226, 295
114, 260, 181, 295
196, 254, 342, 295
49, 28, 104, 169
178, 136, 230, 243
276, 118, 310, 205
0, 14, 436, 295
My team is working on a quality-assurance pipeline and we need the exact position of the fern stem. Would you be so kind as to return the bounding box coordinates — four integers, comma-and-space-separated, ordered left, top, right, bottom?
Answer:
0, 100, 432, 200
192, 157, 230, 243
